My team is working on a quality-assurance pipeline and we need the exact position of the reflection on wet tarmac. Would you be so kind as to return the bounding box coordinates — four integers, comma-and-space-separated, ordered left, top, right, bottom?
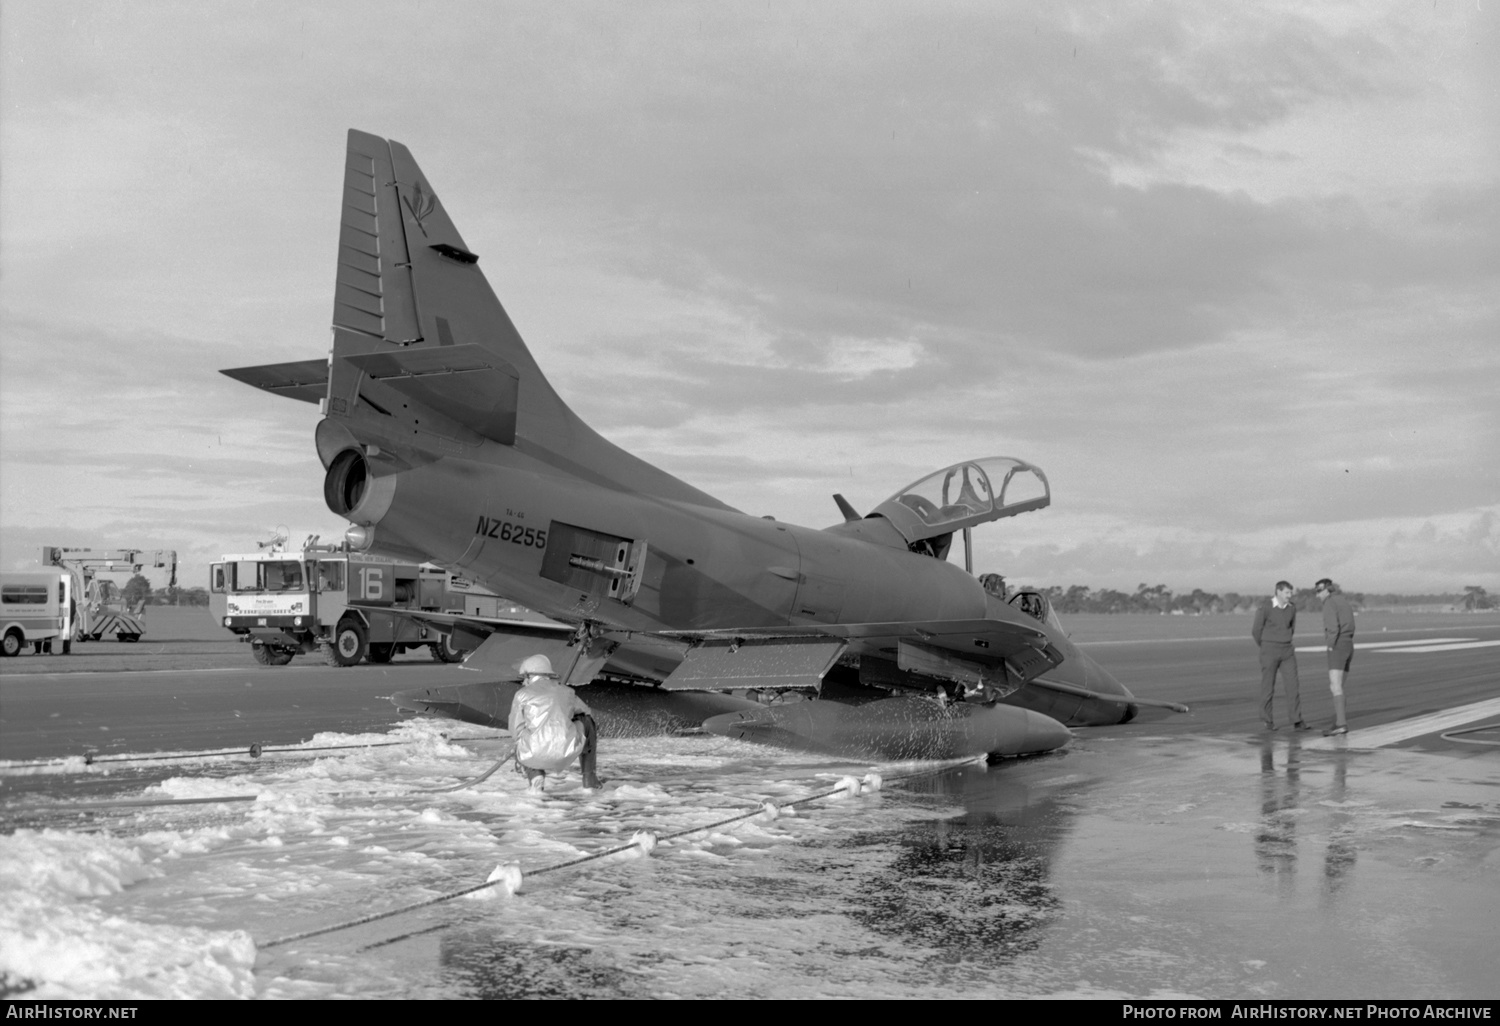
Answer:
1322, 755, 1357, 894
1257, 736, 1301, 881
842, 765, 1067, 964
1256, 736, 1360, 899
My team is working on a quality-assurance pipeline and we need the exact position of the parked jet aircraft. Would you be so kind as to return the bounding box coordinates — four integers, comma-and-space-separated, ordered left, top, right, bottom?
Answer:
223, 130, 1181, 762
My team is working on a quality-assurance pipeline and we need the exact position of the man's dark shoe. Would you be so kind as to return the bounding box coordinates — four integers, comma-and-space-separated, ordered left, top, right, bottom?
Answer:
1294, 722, 1311, 731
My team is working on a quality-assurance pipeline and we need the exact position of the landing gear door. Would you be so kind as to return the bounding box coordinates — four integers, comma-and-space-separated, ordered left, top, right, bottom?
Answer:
613, 539, 648, 606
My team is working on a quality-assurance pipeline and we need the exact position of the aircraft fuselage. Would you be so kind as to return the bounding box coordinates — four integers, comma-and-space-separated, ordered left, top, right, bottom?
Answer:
330, 443, 987, 636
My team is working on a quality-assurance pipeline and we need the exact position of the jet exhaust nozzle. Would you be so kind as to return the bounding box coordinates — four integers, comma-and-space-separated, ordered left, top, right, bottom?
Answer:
324, 449, 396, 526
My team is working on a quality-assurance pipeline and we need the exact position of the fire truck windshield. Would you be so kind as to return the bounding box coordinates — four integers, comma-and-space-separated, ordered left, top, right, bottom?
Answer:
230, 560, 306, 593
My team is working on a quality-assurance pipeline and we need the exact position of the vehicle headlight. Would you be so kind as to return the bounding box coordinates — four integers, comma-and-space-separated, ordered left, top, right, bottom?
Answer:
224, 617, 232, 627
294, 616, 303, 626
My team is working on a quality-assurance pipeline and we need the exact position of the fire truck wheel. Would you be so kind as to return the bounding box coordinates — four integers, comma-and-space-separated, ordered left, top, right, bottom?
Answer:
1, 630, 21, 657
367, 643, 395, 664
328, 620, 368, 666
251, 642, 294, 666
433, 635, 467, 663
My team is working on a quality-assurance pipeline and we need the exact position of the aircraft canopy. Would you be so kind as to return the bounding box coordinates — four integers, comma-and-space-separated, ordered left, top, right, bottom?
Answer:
872, 457, 1050, 543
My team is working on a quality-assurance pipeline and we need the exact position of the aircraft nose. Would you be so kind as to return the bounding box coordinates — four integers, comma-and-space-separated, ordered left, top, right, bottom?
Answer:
1081, 650, 1130, 695
1078, 650, 1138, 723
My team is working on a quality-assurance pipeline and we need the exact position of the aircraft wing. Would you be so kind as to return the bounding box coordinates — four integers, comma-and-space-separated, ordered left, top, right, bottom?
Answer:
660, 617, 1052, 657
347, 603, 571, 645
656, 617, 1064, 694
353, 600, 1060, 696
220, 360, 329, 404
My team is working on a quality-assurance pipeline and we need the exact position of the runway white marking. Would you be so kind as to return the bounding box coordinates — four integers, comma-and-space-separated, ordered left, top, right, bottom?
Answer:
1086, 625, 1488, 647
1294, 638, 1473, 652
1302, 697, 1500, 751
1377, 640, 1500, 654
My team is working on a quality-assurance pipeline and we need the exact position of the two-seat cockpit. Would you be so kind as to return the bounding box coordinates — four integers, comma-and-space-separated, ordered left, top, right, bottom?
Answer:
869, 456, 1050, 570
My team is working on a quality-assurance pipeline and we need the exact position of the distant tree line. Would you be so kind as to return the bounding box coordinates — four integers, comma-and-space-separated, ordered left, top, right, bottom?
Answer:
987, 579, 1494, 614
118, 575, 210, 607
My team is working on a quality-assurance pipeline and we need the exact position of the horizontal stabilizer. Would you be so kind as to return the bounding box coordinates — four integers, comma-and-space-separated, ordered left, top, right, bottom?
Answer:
659, 637, 847, 691
342, 344, 520, 445
220, 360, 328, 404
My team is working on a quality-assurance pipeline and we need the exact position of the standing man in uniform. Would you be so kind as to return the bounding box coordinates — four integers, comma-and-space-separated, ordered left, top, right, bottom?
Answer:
1252, 580, 1307, 731
1316, 578, 1355, 736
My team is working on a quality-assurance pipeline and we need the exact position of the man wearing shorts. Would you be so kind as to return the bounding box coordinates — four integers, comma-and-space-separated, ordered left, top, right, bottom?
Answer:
1316, 578, 1355, 736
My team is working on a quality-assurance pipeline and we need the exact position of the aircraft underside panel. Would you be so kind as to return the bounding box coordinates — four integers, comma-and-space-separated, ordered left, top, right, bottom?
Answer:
895, 638, 1020, 696
659, 637, 848, 691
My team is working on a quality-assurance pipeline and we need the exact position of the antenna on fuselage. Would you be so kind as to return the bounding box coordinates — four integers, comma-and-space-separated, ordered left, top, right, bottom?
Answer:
832, 494, 861, 523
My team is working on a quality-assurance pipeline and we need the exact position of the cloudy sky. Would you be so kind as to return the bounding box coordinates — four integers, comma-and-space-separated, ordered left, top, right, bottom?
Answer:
3, 1, 1496, 597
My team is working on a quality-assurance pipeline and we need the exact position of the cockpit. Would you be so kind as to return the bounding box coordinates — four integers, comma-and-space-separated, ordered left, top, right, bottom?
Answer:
870, 457, 1051, 567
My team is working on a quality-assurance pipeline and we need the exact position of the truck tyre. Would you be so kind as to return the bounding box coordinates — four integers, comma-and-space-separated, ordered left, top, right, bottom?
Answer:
367, 642, 395, 664
327, 619, 368, 666
432, 634, 467, 663
251, 642, 294, 666
1, 630, 21, 657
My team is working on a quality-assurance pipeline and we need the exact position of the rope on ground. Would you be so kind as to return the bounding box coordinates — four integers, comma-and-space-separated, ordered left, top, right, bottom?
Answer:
408, 744, 517, 793
260, 756, 983, 950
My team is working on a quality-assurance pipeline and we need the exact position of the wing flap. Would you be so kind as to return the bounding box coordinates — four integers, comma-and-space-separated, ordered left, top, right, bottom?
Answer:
659, 637, 848, 691
220, 360, 329, 404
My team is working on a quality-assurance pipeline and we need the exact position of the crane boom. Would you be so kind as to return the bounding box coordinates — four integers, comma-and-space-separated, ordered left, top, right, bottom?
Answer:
38, 546, 178, 644
41, 547, 178, 588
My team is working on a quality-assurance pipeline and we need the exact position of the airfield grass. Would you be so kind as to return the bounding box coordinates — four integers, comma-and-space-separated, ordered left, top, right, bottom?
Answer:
3, 605, 1495, 676
1062, 609, 1500, 645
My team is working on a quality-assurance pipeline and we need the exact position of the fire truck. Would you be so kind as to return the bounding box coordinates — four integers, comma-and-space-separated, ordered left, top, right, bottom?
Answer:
209, 540, 499, 666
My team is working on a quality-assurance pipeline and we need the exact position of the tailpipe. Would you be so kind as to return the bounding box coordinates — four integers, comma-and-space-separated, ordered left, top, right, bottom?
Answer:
324, 449, 396, 526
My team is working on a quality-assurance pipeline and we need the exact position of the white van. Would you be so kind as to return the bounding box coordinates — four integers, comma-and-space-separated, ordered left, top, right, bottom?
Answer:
1, 570, 75, 656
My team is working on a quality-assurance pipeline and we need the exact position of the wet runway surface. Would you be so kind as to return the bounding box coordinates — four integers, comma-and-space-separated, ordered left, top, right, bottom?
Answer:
2, 612, 1496, 998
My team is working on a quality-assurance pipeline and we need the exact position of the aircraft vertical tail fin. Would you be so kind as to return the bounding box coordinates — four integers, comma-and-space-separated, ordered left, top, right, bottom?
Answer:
316, 130, 733, 511
333, 130, 425, 345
